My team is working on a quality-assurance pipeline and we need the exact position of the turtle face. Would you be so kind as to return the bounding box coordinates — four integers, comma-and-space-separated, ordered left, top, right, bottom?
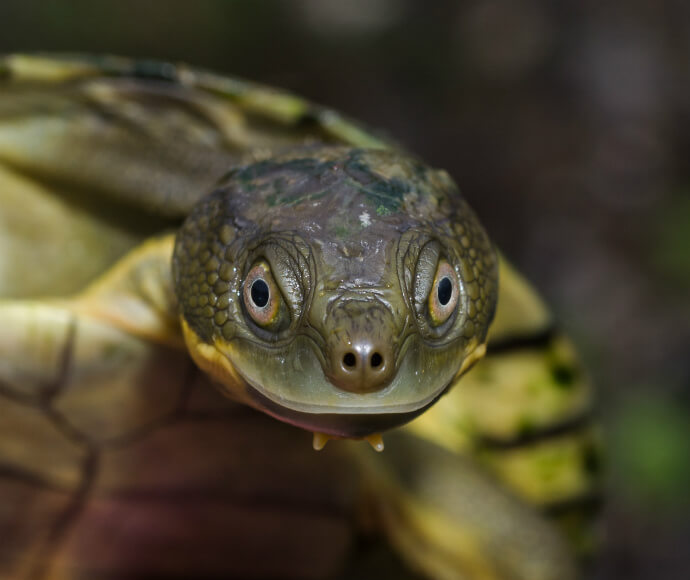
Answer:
173, 148, 498, 439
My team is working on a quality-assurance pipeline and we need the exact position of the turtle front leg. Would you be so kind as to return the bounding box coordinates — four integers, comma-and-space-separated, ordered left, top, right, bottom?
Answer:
353, 431, 578, 580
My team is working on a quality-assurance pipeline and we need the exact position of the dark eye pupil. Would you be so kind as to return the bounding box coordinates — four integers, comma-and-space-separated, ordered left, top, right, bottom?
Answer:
437, 277, 453, 306
250, 279, 270, 308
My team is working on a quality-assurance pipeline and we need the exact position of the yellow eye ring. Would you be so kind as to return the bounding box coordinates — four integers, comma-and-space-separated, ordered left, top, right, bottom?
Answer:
243, 263, 281, 327
428, 260, 459, 326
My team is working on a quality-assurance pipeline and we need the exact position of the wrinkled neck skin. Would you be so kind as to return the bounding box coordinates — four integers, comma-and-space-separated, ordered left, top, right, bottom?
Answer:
174, 147, 498, 444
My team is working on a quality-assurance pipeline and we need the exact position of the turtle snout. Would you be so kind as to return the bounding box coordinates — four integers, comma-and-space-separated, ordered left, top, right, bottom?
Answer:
329, 337, 395, 393
324, 301, 398, 393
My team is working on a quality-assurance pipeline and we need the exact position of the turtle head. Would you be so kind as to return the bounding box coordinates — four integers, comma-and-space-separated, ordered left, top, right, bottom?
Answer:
173, 147, 498, 442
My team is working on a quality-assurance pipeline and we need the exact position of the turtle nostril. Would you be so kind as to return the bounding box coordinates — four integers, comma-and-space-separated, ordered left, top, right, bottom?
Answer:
342, 352, 357, 369
370, 352, 383, 369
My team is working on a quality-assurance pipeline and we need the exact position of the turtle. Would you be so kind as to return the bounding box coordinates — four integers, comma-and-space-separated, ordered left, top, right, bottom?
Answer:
0, 54, 601, 580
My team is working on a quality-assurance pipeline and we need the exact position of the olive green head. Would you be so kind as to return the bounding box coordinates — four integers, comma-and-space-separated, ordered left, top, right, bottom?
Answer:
173, 147, 498, 438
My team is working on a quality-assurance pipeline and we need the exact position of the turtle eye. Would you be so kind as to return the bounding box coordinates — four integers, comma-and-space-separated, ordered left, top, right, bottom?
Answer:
428, 260, 459, 326
243, 262, 284, 329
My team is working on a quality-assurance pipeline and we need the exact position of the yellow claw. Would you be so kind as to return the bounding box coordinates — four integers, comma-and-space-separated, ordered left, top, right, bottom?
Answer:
312, 432, 331, 451
365, 433, 385, 452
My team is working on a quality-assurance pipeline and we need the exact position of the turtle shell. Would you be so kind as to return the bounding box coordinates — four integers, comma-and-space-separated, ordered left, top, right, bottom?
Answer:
0, 53, 388, 299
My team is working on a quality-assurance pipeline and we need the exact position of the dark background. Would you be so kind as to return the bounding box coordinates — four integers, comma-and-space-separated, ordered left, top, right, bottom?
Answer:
1, 1, 688, 578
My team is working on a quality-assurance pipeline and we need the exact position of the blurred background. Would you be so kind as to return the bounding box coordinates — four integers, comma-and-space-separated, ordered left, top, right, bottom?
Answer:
0, 0, 687, 578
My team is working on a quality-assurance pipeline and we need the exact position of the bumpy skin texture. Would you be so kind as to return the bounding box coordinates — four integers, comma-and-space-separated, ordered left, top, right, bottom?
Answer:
173, 147, 498, 435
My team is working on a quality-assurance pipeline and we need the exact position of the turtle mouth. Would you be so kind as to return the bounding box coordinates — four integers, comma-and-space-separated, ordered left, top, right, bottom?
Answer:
215, 332, 472, 438
182, 319, 485, 438
243, 381, 446, 438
